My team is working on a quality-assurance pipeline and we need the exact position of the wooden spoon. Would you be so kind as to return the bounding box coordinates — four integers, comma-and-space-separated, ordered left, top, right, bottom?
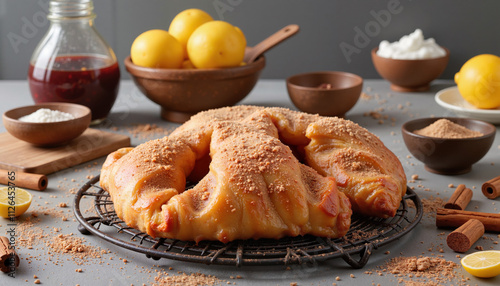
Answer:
244, 24, 300, 64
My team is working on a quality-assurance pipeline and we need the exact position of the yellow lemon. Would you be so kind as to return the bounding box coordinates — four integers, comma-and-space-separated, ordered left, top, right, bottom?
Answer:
0, 187, 33, 218
187, 21, 246, 69
169, 8, 213, 59
130, 29, 184, 69
455, 54, 500, 109
461, 250, 500, 278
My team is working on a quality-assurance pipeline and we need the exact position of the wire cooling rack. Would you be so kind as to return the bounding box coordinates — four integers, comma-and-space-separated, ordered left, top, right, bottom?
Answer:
73, 175, 422, 268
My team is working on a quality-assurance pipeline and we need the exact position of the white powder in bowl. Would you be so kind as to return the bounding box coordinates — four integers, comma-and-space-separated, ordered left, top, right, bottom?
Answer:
376, 29, 446, 60
18, 108, 76, 123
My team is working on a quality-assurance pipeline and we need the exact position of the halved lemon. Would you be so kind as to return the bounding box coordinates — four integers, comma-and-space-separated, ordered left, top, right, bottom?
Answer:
461, 250, 500, 278
0, 186, 33, 218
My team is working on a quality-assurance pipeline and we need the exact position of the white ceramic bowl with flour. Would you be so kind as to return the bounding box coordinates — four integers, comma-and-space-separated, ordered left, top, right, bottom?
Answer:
376, 29, 446, 60
371, 29, 449, 92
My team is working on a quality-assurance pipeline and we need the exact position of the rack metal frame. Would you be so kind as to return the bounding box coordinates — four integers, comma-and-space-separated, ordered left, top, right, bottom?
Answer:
74, 175, 422, 268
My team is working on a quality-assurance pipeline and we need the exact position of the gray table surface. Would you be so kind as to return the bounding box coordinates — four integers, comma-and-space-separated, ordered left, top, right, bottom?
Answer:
1, 79, 499, 286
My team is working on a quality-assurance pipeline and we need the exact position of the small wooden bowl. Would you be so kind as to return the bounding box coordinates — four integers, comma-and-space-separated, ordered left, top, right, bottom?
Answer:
125, 56, 266, 123
3, 103, 91, 147
372, 47, 449, 92
286, 71, 363, 117
402, 117, 496, 175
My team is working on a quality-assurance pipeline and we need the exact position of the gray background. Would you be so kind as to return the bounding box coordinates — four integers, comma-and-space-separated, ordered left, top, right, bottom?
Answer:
1, 0, 499, 80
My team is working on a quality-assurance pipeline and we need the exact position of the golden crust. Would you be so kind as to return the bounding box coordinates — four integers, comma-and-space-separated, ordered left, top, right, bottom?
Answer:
100, 106, 406, 242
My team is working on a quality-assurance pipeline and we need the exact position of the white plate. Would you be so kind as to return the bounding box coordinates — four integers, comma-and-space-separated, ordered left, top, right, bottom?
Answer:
435, 86, 500, 124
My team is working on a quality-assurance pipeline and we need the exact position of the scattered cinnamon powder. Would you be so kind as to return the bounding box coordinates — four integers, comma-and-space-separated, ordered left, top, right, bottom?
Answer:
44, 232, 106, 266
153, 271, 225, 286
344, 229, 381, 243
360, 92, 372, 100
127, 124, 174, 139
378, 256, 459, 285
408, 196, 444, 219
413, 119, 483, 139
421, 196, 445, 217
16, 215, 45, 248
365, 111, 383, 120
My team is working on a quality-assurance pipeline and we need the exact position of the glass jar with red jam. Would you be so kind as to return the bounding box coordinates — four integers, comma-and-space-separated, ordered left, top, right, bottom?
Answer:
28, 0, 120, 124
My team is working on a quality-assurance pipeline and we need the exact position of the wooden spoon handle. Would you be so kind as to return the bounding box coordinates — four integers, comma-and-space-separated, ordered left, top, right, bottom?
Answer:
244, 24, 300, 63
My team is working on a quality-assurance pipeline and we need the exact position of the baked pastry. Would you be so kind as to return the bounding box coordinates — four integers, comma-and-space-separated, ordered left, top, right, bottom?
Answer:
100, 106, 406, 242
258, 108, 407, 218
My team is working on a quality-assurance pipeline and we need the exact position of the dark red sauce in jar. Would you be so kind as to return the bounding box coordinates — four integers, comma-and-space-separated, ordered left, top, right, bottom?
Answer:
28, 55, 120, 121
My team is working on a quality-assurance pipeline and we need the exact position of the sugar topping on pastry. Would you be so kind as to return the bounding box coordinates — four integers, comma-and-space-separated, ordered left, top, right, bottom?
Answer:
100, 106, 406, 242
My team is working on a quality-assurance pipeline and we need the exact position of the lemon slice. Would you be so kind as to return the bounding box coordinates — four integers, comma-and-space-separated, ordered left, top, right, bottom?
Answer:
461, 250, 500, 278
0, 186, 33, 218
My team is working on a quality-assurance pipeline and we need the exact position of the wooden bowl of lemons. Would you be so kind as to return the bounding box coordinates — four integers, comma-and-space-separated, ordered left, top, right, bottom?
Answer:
125, 55, 266, 123
127, 9, 298, 123
127, 12, 263, 123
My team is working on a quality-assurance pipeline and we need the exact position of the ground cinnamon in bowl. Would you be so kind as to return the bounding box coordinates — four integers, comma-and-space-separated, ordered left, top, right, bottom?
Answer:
402, 117, 495, 175
413, 119, 483, 139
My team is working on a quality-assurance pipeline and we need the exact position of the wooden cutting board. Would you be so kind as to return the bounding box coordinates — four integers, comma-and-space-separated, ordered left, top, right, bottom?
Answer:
0, 128, 130, 175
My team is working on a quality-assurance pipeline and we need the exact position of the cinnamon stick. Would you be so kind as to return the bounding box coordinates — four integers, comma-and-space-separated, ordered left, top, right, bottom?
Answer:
446, 219, 485, 253
0, 236, 20, 273
444, 184, 472, 210
436, 208, 500, 232
482, 175, 500, 199
0, 169, 48, 191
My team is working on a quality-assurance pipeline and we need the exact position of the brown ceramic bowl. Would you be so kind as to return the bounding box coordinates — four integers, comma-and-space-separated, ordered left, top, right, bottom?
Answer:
124, 56, 266, 123
371, 47, 450, 92
402, 117, 495, 175
286, 71, 363, 117
2, 102, 91, 147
